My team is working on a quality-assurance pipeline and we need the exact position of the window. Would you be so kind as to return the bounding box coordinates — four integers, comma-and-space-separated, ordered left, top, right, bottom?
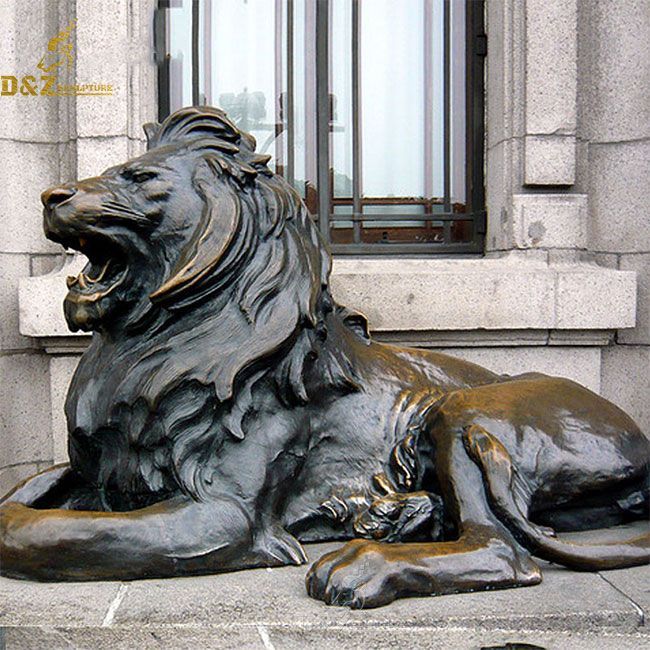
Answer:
155, 0, 485, 254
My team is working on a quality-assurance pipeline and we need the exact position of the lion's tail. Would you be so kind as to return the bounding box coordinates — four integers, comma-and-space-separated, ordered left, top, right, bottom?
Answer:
513, 523, 648, 571
463, 425, 650, 571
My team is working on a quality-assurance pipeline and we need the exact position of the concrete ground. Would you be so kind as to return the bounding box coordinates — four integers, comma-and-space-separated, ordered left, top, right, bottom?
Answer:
0, 523, 648, 650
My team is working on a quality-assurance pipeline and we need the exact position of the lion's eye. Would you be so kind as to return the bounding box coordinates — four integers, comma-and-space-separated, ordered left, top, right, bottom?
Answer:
127, 170, 158, 184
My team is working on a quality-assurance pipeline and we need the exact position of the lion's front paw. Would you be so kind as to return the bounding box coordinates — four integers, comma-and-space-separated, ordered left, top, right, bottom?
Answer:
306, 539, 400, 609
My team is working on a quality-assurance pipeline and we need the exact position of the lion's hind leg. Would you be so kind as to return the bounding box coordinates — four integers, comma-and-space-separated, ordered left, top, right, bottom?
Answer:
462, 425, 556, 538
464, 424, 650, 571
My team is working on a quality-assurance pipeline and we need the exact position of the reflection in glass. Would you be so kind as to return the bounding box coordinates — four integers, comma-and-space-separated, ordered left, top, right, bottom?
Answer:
360, 0, 428, 199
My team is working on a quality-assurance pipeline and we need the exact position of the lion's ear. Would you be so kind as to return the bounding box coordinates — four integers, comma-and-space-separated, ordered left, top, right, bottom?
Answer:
149, 161, 240, 306
143, 122, 161, 150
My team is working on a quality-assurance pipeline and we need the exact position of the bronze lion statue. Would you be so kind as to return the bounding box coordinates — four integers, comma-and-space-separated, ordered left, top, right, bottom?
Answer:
1, 107, 648, 608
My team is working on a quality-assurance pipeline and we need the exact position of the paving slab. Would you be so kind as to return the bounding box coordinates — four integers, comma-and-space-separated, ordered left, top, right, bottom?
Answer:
266, 626, 650, 650
3, 625, 650, 650
562, 521, 650, 625
2, 626, 265, 650
601, 566, 650, 624
0, 579, 123, 628
111, 543, 642, 633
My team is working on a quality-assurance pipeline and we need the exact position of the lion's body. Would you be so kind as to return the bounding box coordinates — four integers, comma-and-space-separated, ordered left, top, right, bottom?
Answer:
1, 107, 648, 606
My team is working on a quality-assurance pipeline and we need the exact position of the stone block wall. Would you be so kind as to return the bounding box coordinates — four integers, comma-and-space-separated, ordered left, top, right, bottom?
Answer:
0, 0, 156, 494
0, 0, 68, 492
482, 0, 649, 436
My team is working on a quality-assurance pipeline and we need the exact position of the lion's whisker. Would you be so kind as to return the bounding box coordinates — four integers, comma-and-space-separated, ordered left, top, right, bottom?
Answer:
103, 201, 147, 218
83, 209, 157, 230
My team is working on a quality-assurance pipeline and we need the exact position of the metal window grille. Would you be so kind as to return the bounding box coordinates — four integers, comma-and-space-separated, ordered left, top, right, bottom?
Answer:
155, 0, 486, 255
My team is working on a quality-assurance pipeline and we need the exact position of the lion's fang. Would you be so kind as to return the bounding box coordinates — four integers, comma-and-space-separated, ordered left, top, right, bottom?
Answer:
85, 260, 111, 284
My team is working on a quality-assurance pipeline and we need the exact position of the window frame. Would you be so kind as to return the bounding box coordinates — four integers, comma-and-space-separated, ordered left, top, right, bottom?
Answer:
154, 0, 486, 256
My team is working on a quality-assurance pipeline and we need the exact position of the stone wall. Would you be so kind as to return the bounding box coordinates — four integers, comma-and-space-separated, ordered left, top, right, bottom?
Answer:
0, 1, 70, 493
577, 0, 650, 435
0, 0, 647, 495
482, 0, 649, 433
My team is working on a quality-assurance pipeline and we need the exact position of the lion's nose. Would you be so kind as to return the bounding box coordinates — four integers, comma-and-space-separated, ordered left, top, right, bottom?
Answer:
41, 186, 76, 209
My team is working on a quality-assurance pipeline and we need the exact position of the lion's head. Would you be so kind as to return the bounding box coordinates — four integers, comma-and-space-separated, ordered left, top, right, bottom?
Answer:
42, 106, 329, 335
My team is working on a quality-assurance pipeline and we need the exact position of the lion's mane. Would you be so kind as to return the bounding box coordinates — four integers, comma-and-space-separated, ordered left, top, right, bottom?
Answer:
66, 107, 366, 503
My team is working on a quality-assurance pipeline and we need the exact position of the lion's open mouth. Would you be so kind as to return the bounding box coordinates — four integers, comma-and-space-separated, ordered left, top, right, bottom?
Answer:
55, 234, 128, 303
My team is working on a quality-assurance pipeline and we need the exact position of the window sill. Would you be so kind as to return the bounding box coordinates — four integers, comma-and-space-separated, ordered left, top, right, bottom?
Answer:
19, 253, 636, 341
331, 254, 636, 332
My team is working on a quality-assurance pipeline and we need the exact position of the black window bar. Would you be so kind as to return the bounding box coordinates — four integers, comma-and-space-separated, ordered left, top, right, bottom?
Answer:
155, 0, 486, 255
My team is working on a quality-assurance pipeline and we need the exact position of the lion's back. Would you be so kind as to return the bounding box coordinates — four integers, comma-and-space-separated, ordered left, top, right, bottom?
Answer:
366, 340, 501, 392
